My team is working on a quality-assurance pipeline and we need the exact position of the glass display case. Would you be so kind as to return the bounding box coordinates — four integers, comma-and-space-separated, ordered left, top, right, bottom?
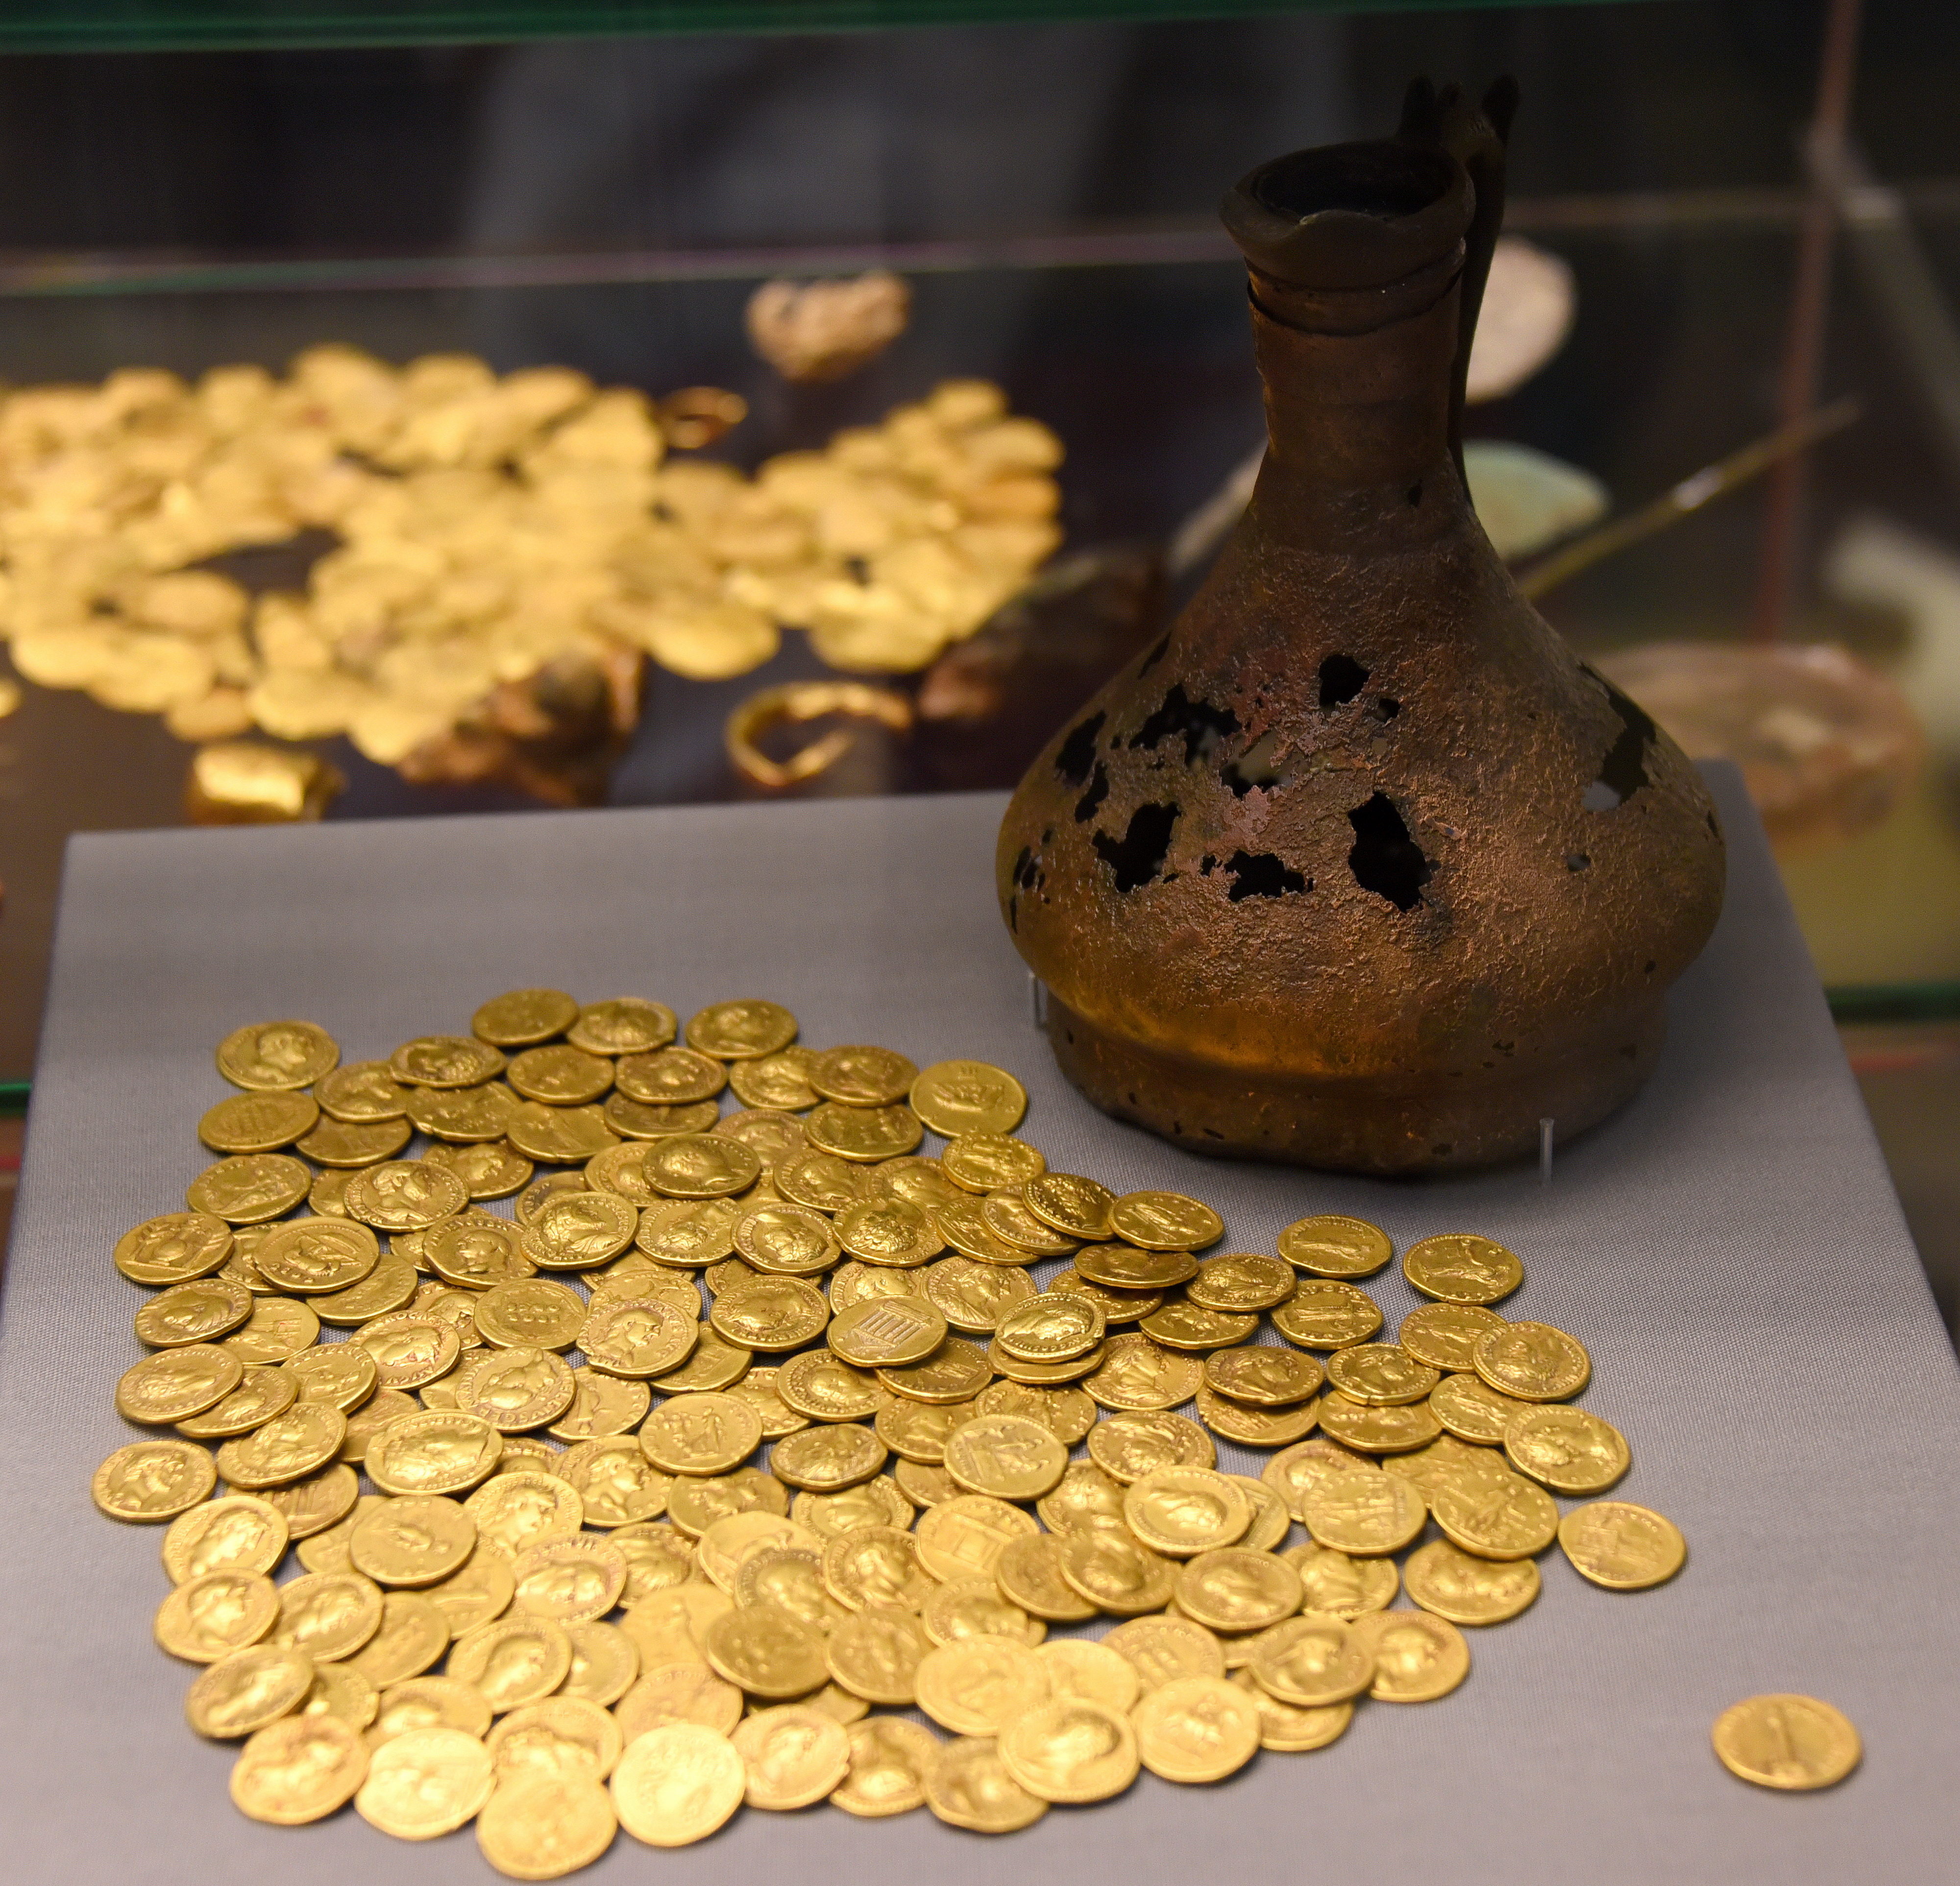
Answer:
0, 0, 1955, 1303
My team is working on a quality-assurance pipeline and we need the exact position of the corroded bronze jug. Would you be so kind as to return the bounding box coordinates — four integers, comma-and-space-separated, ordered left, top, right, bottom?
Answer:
997, 85, 1725, 1175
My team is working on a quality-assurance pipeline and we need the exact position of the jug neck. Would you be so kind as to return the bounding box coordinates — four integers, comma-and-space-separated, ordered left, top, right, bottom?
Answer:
1246, 265, 1465, 545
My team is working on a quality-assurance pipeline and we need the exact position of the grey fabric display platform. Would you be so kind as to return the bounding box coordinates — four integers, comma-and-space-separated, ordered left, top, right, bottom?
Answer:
3, 768, 1957, 1885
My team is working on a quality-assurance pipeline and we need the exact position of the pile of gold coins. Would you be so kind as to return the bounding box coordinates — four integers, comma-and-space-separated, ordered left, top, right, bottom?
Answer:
0, 351, 1063, 764
90, 991, 1852, 1877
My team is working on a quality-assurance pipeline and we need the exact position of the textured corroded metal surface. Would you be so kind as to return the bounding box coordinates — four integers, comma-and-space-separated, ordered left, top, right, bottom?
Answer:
997, 116, 1725, 1176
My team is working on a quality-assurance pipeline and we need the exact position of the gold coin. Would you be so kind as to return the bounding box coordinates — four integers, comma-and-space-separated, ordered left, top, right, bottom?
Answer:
1398, 1301, 1506, 1372
609, 1523, 694, 1603
1270, 1278, 1383, 1350
473, 987, 580, 1046
550, 1371, 653, 1442
941, 1132, 1046, 1193
1186, 1250, 1295, 1312
579, 1297, 699, 1379
316, 1062, 412, 1122
1123, 1466, 1252, 1557
559, 1622, 639, 1709
1133, 1673, 1260, 1783
604, 1094, 720, 1141
992, 1291, 1104, 1363
346, 1590, 452, 1686
770, 1422, 887, 1492
1350, 1608, 1470, 1701
828, 1602, 931, 1704
349, 1495, 478, 1587
506, 1102, 619, 1164
512, 1045, 616, 1114
924, 1734, 1048, 1833
615, 1045, 726, 1105
461, 1346, 577, 1432
806, 1101, 923, 1162
258, 1464, 362, 1539
368, 1674, 494, 1748
253, 1217, 381, 1294
974, 1378, 1098, 1445
1430, 1369, 1533, 1443
298, 1116, 414, 1167
218, 1402, 348, 1487
1277, 1213, 1393, 1277
914, 1493, 1035, 1582
1712, 1694, 1861, 1790
732, 1704, 852, 1809
636, 1133, 758, 1199
344, 1160, 470, 1231
449, 1614, 573, 1711
636, 1199, 742, 1268
1403, 1538, 1541, 1625
407, 1082, 520, 1143
824, 1295, 943, 1369
1317, 1393, 1442, 1454
1473, 1320, 1592, 1401
423, 1141, 534, 1199
893, 1459, 960, 1508
163, 1493, 290, 1581
1504, 1403, 1630, 1493
655, 1459, 772, 1534
1023, 1171, 1116, 1239
1557, 1500, 1687, 1589
115, 1211, 235, 1287
613, 1659, 741, 1741
731, 1202, 838, 1275
1325, 1342, 1441, 1406
702, 1601, 828, 1698
473, 1279, 588, 1351
909, 1060, 1028, 1137
817, 1522, 931, 1613
775, 1348, 882, 1422
871, 1394, 965, 1462
1231, 1667, 1354, 1752
313, 1259, 418, 1326
608, 1717, 745, 1835
1402, 1232, 1524, 1305
710, 1275, 830, 1352
713, 1106, 807, 1167
296, 1660, 378, 1730
217, 1019, 340, 1092
521, 1190, 637, 1270
942, 1413, 1067, 1500
567, 997, 677, 1056
1175, 1547, 1305, 1633
466, 1470, 584, 1559
923, 1574, 1047, 1645
933, 1194, 1040, 1266
1246, 1613, 1373, 1707
366, 1410, 504, 1496
837, 1195, 942, 1265
1379, 1432, 1513, 1500
1193, 1382, 1320, 1447
1037, 1639, 1139, 1712
1281, 1541, 1400, 1620
1108, 1190, 1223, 1251
915, 1637, 1049, 1736
512, 1536, 628, 1624
155, 1568, 278, 1663
359, 1726, 494, 1838
1072, 1242, 1197, 1290
391, 1034, 506, 1089
874, 1155, 965, 1211
1429, 1470, 1560, 1560
352, 1315, 461, 1391
686, 998, 798, 1060
478, 1772, 619, 1879
1139, 1300, 1257, 1351
199, 1089, 319, 1154
270, 1570, 385, 1662
638, 1390, 762, 1473
831, 1716, 942, 1816
928, 1257, 1037, 1333
727, 1046, 822, 1112
229, 1712, 368, 1823
1083, 1332, 1203, 1410
999, 1700, 1137, 1804
833, 1260, 932, 1314
1048, 1267, 1162, 1322
1085, 1408, 1213, 1483
775, 1150, 873, 1214
117, 1343, 243, 1424
809, 1043, 919, 1106
1057, 1530, 1176, 1616
978, 1189, 1077, 1257
878, 1335, 993, 1406
185, 1642, 317, 1739
188, 1153, 313, 1224
1202, 1344, 1322, 1406
1260, 1436, 1373, 1515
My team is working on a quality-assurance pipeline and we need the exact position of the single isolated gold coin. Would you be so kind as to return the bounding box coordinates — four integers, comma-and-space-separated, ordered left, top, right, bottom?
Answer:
1557, 1500, 1687, 1589
1712, 1694, 1862, 1791
472, 986, 580, 1045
